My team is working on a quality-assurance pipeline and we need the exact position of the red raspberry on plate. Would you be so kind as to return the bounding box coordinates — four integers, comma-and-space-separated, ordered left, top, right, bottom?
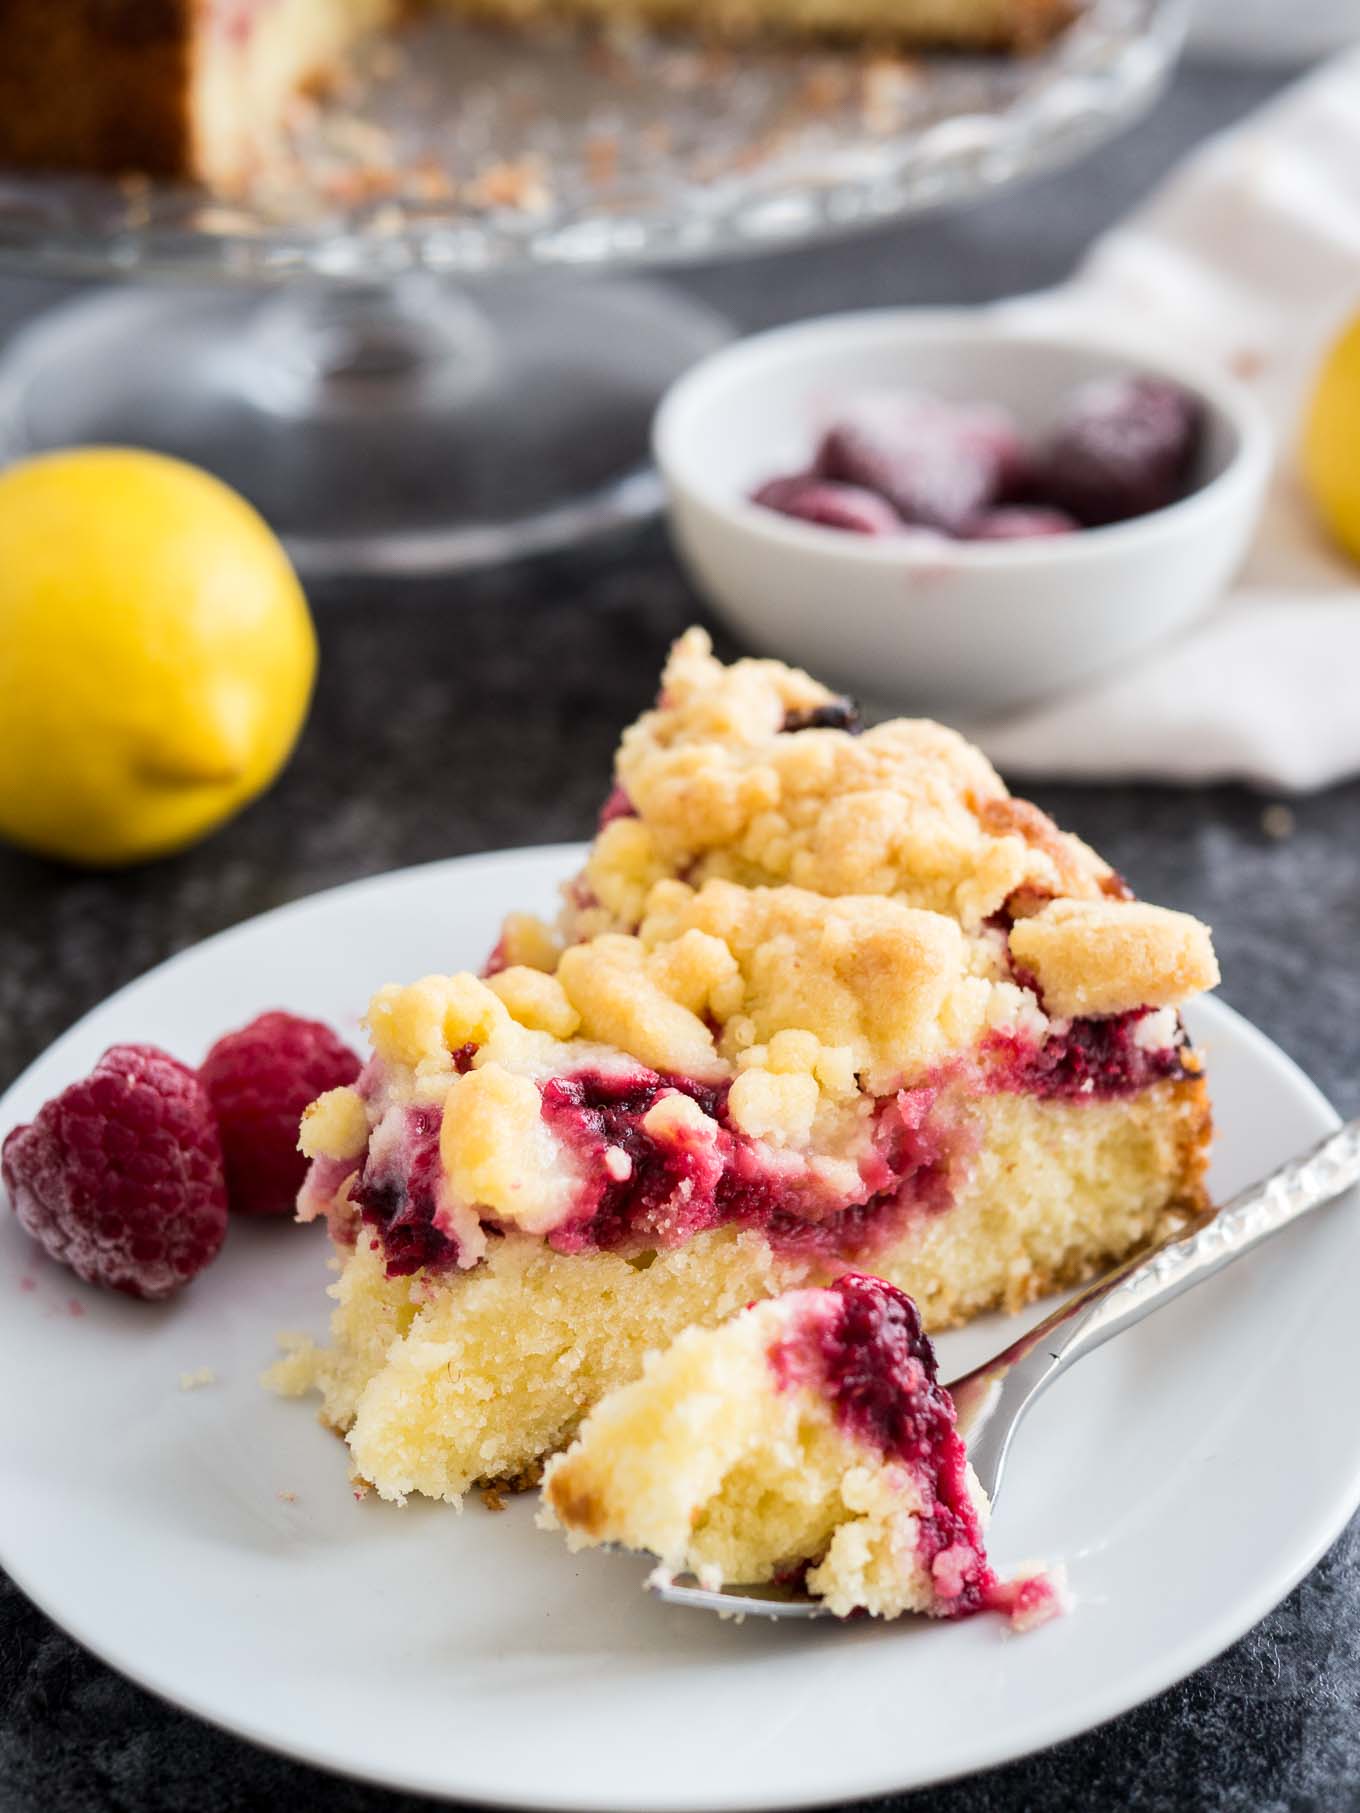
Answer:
1, 1044, 228, 1301
200, 1011, 361, 1219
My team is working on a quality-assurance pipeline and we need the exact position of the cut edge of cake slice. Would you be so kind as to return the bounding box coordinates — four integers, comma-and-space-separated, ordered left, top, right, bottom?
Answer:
540, 1273, 1064, 1625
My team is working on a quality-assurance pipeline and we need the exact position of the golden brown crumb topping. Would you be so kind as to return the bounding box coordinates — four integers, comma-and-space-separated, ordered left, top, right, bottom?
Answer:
506, 631, 1216, 1041
1008, 899, 1220, 1020
573, 629, 1120, 938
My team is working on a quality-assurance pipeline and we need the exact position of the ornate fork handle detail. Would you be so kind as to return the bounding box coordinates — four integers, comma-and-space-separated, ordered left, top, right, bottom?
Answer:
950, 1116, 1360, 1505
1076, 1115, 1360, 1348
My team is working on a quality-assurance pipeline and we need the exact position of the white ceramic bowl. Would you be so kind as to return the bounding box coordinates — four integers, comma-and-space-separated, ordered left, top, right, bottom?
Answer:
654, 309, 1272, 716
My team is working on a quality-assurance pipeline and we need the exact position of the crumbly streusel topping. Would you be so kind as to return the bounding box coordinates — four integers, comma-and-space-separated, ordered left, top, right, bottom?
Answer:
570, 628, 1123, 939
300, 634, 1217, 1253
1008, 899, 1218, 1020
498, 630, 1218, 1025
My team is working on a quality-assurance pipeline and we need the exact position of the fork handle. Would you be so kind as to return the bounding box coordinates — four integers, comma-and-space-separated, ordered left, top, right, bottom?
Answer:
954, 1114, 1360, 1503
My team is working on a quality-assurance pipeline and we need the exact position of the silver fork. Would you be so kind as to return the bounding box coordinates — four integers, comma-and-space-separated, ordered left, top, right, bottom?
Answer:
652, 1116, 1360, 1619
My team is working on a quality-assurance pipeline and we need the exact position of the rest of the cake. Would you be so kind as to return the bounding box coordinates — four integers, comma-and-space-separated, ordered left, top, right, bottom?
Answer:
0, 0, 1076, 186
271, 629, 1216, 1506
0, 0, 395, 188
542, 1273, 1059, 1624
449, 0, 1073, 53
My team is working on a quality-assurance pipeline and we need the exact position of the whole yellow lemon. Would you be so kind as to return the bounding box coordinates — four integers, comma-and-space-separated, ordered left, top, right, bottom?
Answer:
1302, 310, 1360, 565
0, 448, 316, 866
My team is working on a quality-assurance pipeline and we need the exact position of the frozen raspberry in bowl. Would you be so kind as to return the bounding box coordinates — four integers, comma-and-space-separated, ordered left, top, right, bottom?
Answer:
967, 506, 1077, 541
653, 309, 1270, 713
200, 1011, 361, 1218
1, 1044, 228, 1300
814, 392, 1024, 534
750, 474, 901, 536
757, 380, 1199, 543
1036, 375, 1205, 527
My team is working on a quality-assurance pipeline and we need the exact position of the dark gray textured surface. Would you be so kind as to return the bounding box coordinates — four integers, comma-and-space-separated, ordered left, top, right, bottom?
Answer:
3, 54, 1359, 1813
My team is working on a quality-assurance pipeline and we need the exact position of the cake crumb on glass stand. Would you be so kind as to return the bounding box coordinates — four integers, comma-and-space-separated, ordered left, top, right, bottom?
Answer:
0, 0, 1185, 576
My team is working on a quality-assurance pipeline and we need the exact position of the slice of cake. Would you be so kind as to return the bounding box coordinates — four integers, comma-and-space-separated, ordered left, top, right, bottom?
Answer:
0, 0, 1075, 185
272, 630, 1216, 1506
541, 1273, 1060, 1624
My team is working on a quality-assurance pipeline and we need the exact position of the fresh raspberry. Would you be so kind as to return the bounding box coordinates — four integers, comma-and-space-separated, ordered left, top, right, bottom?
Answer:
1, 1045, 228, 1301
200, 1011, 361, 1218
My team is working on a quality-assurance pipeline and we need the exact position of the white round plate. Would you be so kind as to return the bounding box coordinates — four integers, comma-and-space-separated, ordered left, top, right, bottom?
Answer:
0, 846, 1354, 1811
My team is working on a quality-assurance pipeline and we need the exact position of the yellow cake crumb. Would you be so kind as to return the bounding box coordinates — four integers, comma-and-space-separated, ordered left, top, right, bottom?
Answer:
300, 1086, 370, 1161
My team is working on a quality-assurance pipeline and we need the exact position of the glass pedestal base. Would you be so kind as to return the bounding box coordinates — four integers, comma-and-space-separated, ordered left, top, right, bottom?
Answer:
0, 278, 731, 575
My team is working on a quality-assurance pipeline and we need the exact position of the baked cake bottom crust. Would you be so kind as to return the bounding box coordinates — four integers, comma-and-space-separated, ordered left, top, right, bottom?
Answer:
270, 1074, 1209, 1503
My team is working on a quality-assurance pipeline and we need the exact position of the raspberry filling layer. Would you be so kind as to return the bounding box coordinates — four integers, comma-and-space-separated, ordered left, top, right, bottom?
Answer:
751, 378, 1203, 540
781, 699, 862, 735
985, 1006, 1192, 1099
540, 1070, 953, 1262
339, 1001, 1190, 1280
351, 1105, 453, 1277
595, 785, 638, 829
344, 1067, 955, 1279
769, 1273, 1052, 1621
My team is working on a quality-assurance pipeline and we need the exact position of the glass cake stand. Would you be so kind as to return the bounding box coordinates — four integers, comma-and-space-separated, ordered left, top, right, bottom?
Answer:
0, 0, 1185, 575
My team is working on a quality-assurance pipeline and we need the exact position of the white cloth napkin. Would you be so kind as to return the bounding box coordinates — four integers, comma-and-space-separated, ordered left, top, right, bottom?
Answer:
961, 48, 1360, 791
